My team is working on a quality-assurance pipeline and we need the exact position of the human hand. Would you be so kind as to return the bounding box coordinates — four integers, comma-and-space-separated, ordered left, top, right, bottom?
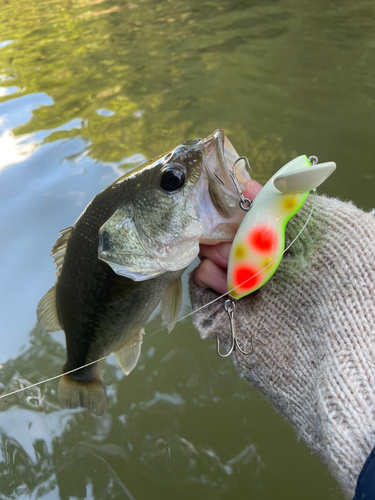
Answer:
194, 179, 263, 293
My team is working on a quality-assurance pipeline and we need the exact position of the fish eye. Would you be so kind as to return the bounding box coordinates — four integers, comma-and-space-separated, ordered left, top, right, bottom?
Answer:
160, 164, 186, 192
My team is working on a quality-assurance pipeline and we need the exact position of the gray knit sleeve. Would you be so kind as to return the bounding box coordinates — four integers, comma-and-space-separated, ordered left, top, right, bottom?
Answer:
189, 195, 375, 497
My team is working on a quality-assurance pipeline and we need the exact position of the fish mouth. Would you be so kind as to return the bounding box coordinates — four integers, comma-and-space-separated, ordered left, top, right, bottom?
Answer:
196, 129, 252, 242
201, 129, 251, 217
204, 129, 250, 182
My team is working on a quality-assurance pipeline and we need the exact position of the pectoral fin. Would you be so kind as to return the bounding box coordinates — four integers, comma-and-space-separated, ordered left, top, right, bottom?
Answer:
36, 286, 62, 332
273, 162, 336, 193
115, 329, 144, 375
161, 277, 183, 333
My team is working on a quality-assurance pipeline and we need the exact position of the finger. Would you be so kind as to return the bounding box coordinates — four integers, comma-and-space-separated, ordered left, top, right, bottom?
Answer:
193, 258, 228, 294
243, 180, 262, 201
198, 242, 232, 268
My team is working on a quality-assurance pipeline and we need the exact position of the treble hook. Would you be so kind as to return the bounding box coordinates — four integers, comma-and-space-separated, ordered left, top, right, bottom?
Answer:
229, 156, 253, 212
216, 299, 254, 358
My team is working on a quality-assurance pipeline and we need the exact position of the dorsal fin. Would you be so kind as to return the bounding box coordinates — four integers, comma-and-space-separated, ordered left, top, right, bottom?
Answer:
36, 286, 62, 332
51, 226, 73, 279
36, 227, 72, 332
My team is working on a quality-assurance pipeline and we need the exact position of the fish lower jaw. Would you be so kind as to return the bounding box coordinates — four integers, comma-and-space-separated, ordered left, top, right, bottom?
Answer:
199, 222, 240, 245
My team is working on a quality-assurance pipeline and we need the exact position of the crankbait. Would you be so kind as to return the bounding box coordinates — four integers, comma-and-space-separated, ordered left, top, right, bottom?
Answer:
216, 154, 336, 357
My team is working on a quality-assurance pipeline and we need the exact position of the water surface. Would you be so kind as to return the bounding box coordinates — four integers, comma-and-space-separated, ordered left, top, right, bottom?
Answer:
0, 0, 374, 498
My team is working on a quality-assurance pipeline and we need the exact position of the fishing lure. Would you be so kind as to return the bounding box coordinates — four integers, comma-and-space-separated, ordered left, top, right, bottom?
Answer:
216, 155, 336, 357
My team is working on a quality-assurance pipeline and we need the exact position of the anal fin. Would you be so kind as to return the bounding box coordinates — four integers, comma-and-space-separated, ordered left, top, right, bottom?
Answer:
115, 329, 144, 376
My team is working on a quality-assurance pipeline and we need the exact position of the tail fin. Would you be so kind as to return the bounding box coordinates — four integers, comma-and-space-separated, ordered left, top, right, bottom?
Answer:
57, 374, 107, 416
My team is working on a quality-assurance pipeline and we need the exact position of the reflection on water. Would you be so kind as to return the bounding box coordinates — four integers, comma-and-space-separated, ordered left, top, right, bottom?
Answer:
0, 325, 264, 499
0, 0, 374, 498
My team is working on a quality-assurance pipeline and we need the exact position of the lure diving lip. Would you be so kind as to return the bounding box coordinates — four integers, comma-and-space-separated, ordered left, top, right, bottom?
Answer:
273, 161, 336, 193
227, 155, 336, 300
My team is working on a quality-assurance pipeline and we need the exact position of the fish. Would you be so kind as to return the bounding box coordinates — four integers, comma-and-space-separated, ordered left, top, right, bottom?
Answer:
36, 129, 251, 416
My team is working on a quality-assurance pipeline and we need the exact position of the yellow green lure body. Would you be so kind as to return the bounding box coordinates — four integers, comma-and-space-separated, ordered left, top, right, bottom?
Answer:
227, 155, 336, 299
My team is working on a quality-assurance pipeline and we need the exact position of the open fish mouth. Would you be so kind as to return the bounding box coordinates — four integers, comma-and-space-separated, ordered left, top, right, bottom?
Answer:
200, 129, 251, 220
193, 129, 252, 244
204, 129, 250, 183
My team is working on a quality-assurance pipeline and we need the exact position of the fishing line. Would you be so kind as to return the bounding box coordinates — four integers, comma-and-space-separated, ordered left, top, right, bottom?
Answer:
0, 190, 316, 401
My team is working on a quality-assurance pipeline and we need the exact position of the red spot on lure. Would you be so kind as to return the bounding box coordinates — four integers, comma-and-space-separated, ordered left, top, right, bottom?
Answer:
233, 264, 261, 292
248, 225, 278, 253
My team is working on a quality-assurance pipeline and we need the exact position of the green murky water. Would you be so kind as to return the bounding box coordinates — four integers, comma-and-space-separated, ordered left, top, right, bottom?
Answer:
0, 0, 374, 498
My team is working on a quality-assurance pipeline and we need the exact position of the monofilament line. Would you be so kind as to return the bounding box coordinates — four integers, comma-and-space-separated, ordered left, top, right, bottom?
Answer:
0, 191, 316, 401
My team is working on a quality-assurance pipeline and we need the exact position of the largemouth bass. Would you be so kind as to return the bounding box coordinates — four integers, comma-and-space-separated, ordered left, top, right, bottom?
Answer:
37, 129, 251, 415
